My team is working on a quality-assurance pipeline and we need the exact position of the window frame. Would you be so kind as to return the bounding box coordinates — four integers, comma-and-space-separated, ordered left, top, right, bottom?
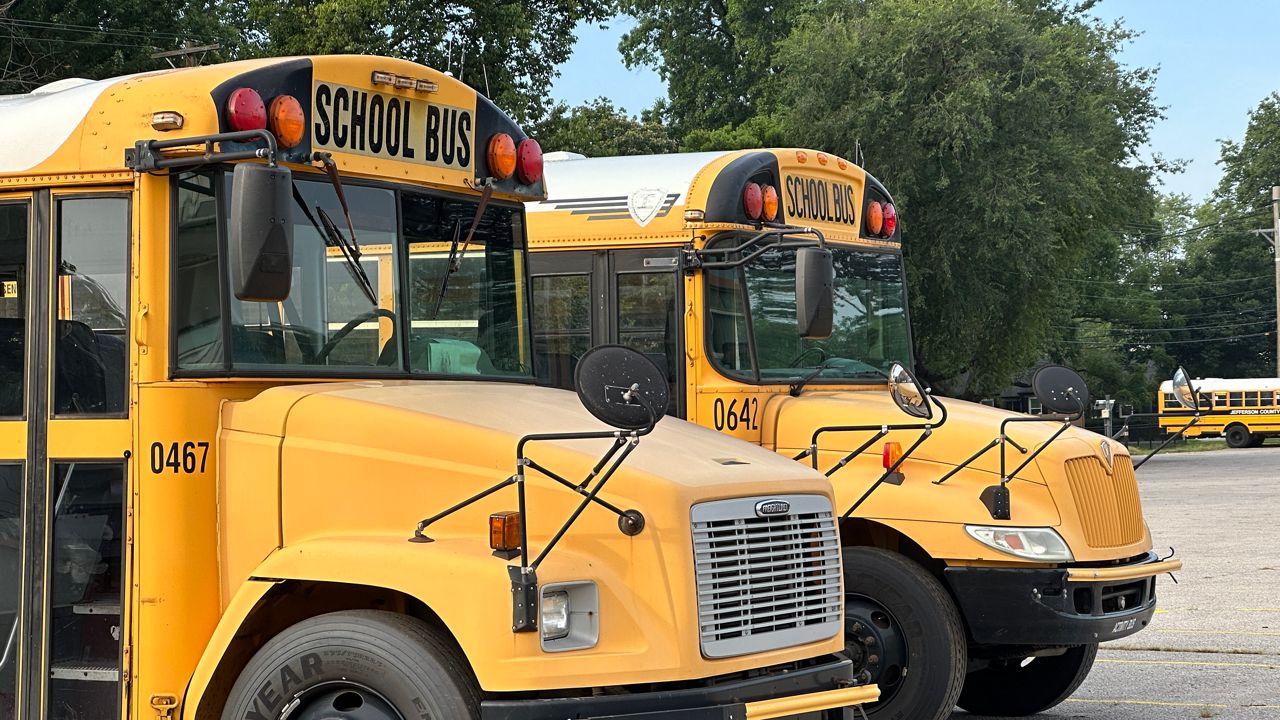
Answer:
50, 192, 132, 420
0, 199, 31, 421
167, 167, 536, 383
699, 233, 917, 388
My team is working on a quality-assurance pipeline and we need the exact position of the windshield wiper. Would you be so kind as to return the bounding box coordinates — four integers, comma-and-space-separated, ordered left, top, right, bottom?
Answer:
790, 363, 887, 397
430, 181, 494, 319
290, 154, 377, 307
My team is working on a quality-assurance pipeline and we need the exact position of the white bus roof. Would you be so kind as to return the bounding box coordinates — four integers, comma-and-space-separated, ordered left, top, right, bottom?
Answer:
1159, 377, 1280, 393
528, 151, 732, 213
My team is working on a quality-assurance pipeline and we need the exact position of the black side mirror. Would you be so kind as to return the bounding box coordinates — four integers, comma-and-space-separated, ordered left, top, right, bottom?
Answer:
1031, 365, 1090, 416
574, 345, 670, 431
229, 163, 294, 302
796, 247, 834, 339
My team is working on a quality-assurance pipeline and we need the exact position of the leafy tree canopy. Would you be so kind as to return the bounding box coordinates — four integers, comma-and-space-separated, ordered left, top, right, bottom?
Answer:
0, 0, 245, 93
770, 0, 1164, 396
532, 97, 678, 156
244, 0, 615, 122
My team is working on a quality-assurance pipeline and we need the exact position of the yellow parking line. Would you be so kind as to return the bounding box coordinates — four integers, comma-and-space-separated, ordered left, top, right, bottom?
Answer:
1066, 699, 1230, 709
1098, 658, 1280, 669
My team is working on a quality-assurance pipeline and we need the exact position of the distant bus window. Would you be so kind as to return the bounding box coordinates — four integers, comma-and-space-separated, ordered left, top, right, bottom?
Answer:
1229, 392, 1244, 408
1214, 393, 1227, 408
1245, 391, 1260, 406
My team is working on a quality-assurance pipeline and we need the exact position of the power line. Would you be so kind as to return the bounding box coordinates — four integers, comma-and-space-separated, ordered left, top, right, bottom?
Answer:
1, 17, 192, 42
0, 31, 160, 50
1060, 331, 1273, 346
1073, 285, 1275, 302
1058, 316, 1277, 334
1063, 273, 1273, 287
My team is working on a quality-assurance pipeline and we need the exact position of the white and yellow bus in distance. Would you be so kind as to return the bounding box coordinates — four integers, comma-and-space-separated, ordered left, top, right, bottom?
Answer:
527, 149, 1183, 720
0, 59, 879, 720
1158, 377, 1280, 447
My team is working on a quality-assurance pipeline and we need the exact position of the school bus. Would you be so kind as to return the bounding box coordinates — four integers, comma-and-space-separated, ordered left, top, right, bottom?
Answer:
1158, 377, 1280, 447
526, 149, 1184, 719
0, 59, 880, 720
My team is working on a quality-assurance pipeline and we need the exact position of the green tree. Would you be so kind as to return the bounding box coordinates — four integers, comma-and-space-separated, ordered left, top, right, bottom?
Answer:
618, 0, 797, 139
532, 98, 678, 156
771, 0, 1163, 397
0, 1, 245, 93
244, 0, 616, 122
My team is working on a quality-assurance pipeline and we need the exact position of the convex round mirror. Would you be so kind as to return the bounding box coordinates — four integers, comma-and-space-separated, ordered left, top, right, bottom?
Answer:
1171, 366, 1199, 410
888, 362, 933, 420
574, 345, 670, 431
1031, 365, 1090, 415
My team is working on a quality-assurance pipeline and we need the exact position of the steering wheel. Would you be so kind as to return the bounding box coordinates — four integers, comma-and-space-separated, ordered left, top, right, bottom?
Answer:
314, 308, 398, 365
788, 346, 828, 367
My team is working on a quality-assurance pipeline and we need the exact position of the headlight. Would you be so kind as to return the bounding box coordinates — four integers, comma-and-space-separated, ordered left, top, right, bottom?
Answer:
539, 582, 599, 651
965, 526, 1073, 562
541, 591, 571, 641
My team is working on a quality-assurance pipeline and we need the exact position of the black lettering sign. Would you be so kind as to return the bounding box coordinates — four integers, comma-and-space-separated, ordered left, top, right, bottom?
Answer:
312, 82, 472, 169
783, 175, 860, 226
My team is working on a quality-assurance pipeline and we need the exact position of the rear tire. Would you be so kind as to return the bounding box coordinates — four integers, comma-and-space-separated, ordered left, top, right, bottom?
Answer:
1248, 433, 1266, 448
222, 610, 479, 720
1225, 424, 1252, 448
839, 548, 966, 720
956, 643, 1098, 716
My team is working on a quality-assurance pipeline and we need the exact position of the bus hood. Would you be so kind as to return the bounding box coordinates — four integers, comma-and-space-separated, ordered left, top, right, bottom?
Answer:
225, 379, 833, 510
765, 389, 1125, 486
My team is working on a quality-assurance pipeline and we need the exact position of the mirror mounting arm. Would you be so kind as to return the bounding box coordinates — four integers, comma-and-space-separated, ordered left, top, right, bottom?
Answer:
125, 129, 280, 172
692, 227, 828, 270
1132, 415, 1202, 470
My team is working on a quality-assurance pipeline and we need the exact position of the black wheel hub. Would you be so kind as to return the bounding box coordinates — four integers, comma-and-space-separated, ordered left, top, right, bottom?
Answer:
285, 682, 404, 720
845, 594, 909, 707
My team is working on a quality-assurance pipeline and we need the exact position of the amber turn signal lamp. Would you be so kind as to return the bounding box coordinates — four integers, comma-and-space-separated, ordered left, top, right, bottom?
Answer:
883, 441, 903, 470
762, 184, 779, 221
866, 201, 884, 236
488, 133, 517, 180
268, 95, 306, 148
490, 511, 522, 552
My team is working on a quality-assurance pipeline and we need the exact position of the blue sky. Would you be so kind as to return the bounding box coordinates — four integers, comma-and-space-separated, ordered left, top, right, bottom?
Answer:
549, 1, 1280, 203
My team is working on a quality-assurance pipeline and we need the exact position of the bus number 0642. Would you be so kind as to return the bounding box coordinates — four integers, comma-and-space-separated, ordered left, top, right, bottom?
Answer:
150, 441, 210, 475
712, 397, 759, 432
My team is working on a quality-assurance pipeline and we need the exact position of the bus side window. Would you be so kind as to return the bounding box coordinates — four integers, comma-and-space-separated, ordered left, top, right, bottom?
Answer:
532, 274, 591, 390
54, 197, 129, 416
1229, 392, 1244, 408
1214, 393, 1227, 409
0, 204, 26, 418
616, 271, 678, 416
1245, 391, 1260, 407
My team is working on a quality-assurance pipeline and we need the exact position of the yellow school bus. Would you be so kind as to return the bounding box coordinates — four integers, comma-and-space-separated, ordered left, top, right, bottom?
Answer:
1158, 377, 1280, 447
0, 60, 879, 720
526, 149, 1183, 719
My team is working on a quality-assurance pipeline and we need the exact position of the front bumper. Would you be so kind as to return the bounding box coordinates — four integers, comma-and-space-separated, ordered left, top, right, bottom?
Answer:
480, 656, 878, 719
945, 552, 1183, 646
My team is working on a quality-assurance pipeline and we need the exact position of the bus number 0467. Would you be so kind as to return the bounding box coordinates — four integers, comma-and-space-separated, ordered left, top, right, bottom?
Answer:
713, 397, 759, 432
150, 441, 210, 475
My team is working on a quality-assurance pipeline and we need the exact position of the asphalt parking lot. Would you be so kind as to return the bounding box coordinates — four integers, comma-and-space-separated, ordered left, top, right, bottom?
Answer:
956, 445, 1280, 720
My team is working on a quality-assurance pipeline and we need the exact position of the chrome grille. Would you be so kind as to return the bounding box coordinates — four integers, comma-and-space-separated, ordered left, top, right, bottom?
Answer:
1065, 455, 1145, 548
691, 494, 843, 658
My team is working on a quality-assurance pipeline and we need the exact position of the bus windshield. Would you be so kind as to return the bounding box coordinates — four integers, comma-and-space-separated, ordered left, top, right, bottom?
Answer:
705, 242, 911, 383
172, 169, 532, 378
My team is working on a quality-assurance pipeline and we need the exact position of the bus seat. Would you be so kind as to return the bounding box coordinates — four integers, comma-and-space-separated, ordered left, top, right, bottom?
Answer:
230, 325, 288, 366
533, 350, 577, 390
54, 320, 109, 414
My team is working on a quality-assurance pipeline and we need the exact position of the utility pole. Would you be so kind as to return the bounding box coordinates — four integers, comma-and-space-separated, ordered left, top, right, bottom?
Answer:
1273, 186, 1280, 376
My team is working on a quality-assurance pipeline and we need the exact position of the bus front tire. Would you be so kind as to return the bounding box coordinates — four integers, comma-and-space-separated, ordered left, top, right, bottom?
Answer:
839, 548, 966, 720
221, 610, 479, 720
1225, 424, 1253, 449
956, 643, 1097, 717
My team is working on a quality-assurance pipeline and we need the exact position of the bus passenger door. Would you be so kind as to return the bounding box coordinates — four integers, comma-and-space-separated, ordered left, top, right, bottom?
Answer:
19, 191, 132, 720
529, 249, 684, 418
0, 194, 33, 720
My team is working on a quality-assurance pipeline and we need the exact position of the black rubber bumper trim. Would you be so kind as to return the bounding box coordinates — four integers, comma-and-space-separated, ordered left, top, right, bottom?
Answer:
945, 555, 1162, 646
479, 655, 854, 720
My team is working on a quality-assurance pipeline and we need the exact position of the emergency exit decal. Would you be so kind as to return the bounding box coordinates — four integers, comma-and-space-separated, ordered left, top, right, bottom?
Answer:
312, 81, 473, 170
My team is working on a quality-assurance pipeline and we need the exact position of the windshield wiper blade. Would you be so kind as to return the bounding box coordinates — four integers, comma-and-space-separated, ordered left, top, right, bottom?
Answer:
789, 363, 887, 397
317, 206, 377, 306
430, 181, 494, 319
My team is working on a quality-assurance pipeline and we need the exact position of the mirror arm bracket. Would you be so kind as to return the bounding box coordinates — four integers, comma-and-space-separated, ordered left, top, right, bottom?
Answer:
1132, 415, 1201, 470
125, 129, 280, 172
